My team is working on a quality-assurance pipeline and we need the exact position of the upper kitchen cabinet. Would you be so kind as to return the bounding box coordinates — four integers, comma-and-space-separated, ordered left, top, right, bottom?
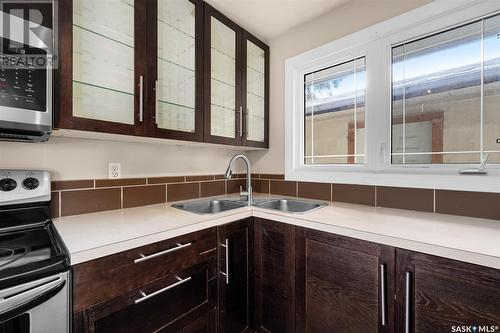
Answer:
57, 0, 269, 148
203, 4, 242, 145
241, 32, 269, 148
57, 0, 148, 136
203, 4, 269, 147
148, 0, 204, 141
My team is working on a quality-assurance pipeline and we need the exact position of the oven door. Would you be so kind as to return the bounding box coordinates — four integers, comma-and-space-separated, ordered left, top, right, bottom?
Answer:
0, 272, 69, 333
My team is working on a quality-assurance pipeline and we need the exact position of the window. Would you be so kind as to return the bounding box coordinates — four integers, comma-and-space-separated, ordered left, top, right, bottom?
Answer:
286, 1, 500, 192
391, 14, 500, 164
304, 57, 366, 164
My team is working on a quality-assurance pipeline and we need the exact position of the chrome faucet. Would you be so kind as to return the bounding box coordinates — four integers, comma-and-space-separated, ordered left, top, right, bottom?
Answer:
224, 154, 252, 206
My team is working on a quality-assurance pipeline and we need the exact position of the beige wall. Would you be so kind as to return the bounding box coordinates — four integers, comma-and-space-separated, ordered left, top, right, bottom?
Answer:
0, 136, 244, 180
248, 0, 430, 173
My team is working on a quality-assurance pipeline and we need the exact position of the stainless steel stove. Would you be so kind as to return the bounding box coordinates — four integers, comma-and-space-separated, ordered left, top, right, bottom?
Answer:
0, 170, 70, 333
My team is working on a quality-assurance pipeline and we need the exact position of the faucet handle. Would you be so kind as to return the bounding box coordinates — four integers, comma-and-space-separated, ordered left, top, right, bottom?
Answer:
239, 185, 249, 199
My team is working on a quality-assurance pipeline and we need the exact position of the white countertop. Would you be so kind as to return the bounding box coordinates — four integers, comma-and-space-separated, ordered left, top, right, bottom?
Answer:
53, 194, 500, 269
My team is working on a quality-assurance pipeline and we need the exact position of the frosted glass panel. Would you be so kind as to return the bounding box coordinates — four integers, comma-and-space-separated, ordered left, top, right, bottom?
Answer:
246, 41, 265, 142
210, 17, 236, 138
157, 0, 196, 132
72, 0, 134, 125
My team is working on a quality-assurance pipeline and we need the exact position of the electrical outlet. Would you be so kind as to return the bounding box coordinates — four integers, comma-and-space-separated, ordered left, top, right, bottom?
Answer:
108, 163, 121, 179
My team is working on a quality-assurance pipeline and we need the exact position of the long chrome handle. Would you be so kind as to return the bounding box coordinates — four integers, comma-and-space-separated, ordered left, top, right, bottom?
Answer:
220, 239, 229, 284
0, 276, 65, 314
380, 264, 387, 326
155, 80, 159, 125
239, 106, 243, 138
134, 275, 191, 304
405, 271, 412, 333
138, 75, 144, 122
134, 242, 191, 264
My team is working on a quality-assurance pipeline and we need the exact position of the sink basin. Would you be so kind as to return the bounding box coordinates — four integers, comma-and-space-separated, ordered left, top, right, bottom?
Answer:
254, 198, 327, 213
172, 199, 246, 215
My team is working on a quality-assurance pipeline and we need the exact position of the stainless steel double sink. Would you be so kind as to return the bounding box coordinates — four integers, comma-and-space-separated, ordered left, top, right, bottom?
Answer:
172, 197, 327, 215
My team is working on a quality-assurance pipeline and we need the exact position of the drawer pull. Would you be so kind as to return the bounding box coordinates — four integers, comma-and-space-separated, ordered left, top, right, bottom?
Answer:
220, 239, 229, 284
380, 264, 387, 326
134, 242, 192, 264
134, 275, 191, 304
405, 271, 412, 333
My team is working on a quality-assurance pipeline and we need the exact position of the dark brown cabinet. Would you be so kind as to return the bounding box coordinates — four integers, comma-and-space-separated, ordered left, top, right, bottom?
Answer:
395, 249, 500, 333
253, 218, 295, 333
217, 218, 254, 333
57, 0, 268, 148
72, 228, 218, 333
295, 227, 395, 333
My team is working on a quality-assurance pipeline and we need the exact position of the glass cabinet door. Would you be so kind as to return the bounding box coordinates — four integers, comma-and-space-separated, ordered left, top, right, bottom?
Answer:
204, 5, 241, 145
242, 34, 268, 147
154, 0, 203, 141
68, 0, 144, 134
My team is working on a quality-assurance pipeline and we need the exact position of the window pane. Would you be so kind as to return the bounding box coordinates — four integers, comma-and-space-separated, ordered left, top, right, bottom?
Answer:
484, 15, 500, 163
304, 57, 366, 165
391, 15, 500, 164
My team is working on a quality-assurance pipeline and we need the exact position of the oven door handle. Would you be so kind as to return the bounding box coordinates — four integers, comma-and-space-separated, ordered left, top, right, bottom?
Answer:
0, 276, 66, 318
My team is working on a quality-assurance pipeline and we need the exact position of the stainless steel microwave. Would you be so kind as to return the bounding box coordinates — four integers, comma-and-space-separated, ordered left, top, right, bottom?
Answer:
0, 1, 53, 142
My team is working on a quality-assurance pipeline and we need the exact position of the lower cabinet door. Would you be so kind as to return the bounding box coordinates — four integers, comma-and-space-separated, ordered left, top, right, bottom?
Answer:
217, 218, 254, 333
295, 227, 395, 333
396, 249, 500, 333
254, 218, 295, 333
160, 308, 217, 333
73, 260, 216, 333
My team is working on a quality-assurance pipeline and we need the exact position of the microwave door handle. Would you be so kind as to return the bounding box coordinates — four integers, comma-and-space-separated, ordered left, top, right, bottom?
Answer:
0, 277, 66, 318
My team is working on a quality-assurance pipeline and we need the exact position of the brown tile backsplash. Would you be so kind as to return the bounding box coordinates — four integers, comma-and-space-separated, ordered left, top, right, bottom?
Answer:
252, 179, 270, 194
201, 181, 225, 198
260, 174, 285, 180
298, 182, 331, 201
167, 182, 200, 202
61, 188, 121, 217
436, 190, 500, 220
227, 179, 246, 194
51, 180, 94, 191
95, 178, 146, 188
270, 180, 297, 197
51, 192, 59, 218
377, 186, 434, 212
186, 175, 215, 182
123, 185, 166, 209
147, 176, 185, 184
332, 184, 376, 206
50, 173, 499, 221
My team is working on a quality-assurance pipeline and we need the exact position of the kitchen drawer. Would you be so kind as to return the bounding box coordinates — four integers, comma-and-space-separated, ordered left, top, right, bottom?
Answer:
75, 260, 217, 333
73, 227, 217, 312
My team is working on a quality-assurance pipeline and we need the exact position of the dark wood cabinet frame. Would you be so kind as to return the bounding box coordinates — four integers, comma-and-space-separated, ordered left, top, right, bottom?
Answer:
147, 0, 205, 142
57, 0, 148, 137
203, 3, 243, 146
56, 0, 269, 148
241, 31, 270, 149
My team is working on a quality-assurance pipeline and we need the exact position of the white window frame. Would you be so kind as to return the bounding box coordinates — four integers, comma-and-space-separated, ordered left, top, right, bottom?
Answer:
285, 0, 500, 193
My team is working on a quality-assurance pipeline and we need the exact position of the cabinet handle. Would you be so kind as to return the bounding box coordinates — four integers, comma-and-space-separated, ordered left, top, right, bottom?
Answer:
134, 242, 192, 264
155, 80, 159, 125
405, 271, 412, 333
138, 75, 144, 122
380, 264, 387, 326
220, 239, 229, 284
239, 106, 243, 138
134, 275, 191, 304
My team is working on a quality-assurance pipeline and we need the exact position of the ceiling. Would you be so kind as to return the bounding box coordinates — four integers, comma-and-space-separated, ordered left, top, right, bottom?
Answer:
204, 0, 350, 42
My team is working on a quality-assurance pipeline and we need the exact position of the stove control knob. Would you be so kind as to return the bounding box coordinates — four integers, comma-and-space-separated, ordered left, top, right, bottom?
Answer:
0, 178, 17, 191
22, 177, 39, 190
